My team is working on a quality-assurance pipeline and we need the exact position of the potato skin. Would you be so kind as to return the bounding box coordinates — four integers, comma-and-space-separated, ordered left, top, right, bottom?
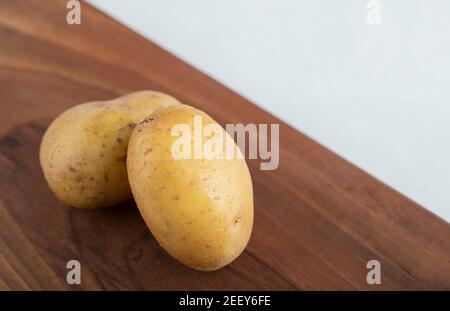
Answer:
40, 91, 181, 208
127, 104, 254, 271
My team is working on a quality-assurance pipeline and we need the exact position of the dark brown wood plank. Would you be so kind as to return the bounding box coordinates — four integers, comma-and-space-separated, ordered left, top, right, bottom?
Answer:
0, 0, 448, 290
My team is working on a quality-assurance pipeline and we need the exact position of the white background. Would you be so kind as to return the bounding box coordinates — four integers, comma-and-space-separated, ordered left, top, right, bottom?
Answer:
88, 0, 450, 222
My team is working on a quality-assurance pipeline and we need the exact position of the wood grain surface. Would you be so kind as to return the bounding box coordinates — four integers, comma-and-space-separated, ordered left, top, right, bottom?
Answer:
0, 0, 449, 290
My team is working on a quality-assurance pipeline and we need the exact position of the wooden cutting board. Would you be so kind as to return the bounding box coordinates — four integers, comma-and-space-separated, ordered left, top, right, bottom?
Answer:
0, 0, 449, 290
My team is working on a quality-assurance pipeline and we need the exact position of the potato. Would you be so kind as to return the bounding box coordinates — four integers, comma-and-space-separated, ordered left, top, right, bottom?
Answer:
127, 104, 254, 271
40, 91, 181, 208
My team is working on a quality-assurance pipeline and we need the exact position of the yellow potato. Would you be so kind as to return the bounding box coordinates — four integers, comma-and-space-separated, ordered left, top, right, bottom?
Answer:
40, 91, 181, 208
127, 104, 254, 271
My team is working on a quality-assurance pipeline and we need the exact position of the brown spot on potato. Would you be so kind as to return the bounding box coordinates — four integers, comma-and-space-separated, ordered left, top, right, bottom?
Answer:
142, 116, 154, 124
173, 194, 180, 200
68, 165, 77, 173
128, 123, 137, 129
144, 148, 152, 155
103, 172, 109, 182
116, 138, 123, 144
